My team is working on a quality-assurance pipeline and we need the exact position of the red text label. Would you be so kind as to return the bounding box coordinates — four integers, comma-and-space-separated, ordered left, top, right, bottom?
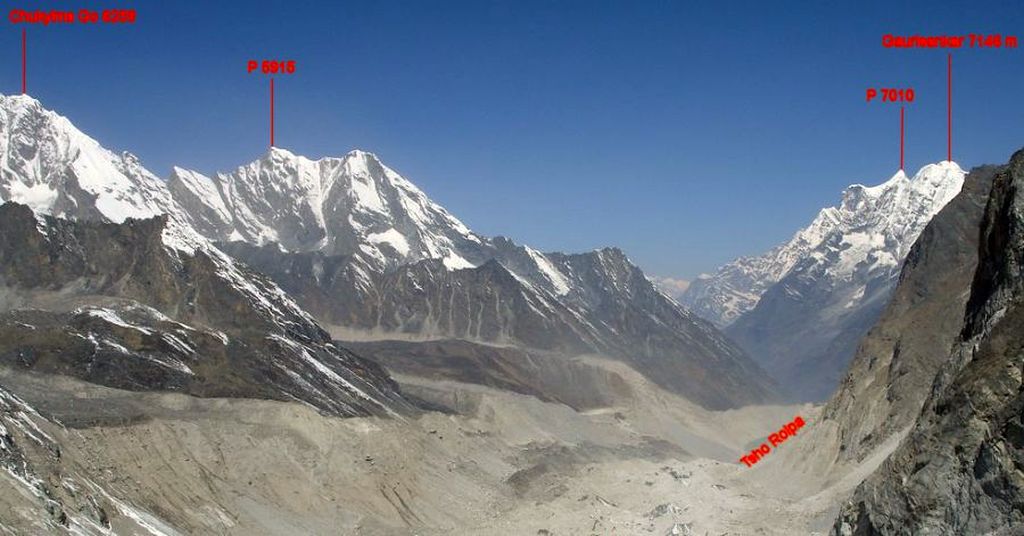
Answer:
882, 33, 1018, 49
866, 88, 915, 103
8, 9, 136, 25
740, 415, 806, 468
247, 60, 296, 75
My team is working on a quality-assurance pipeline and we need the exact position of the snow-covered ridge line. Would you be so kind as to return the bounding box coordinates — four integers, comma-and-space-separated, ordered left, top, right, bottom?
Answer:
169, 146, 483, 272
0, 94, 176, 224
0, 93, 645, 306
680, 161, 966, 327
1, 93, 698, 344
0, 94, 416, 413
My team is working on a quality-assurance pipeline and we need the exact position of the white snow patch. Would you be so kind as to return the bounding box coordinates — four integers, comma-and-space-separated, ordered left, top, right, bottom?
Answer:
161, 333, 195, 355
84, 479, 181, 536
844, 286, 866, 309
367, 228, 411, 256
525, 247, 571, 295
349, 174, 386, 213
7, 182, 57, 212
443, 254, 475, 270
77, 308, 154, 335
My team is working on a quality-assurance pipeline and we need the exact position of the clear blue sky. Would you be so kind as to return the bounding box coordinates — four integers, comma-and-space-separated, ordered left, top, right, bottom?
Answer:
4, 1, 1023, 278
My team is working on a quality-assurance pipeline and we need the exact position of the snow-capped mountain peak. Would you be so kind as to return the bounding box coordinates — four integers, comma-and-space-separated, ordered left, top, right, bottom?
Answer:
0, 94, 341, 328
0, 94, 175, 223
680, 161, 966, 327
719, 160, 968, 400
169, 146, 484, 271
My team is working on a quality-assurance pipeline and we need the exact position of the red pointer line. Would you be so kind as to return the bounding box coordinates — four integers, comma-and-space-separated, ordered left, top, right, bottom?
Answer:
22, 29, 27, 94
947, 53, 952, 162
270, 78, 275, 148
900, 106, 905, 171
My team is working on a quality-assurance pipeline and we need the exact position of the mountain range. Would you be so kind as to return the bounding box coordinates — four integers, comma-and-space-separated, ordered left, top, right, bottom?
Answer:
2, 90, 1024, 534
0, 94, 410, 418
0, 93, 777, 410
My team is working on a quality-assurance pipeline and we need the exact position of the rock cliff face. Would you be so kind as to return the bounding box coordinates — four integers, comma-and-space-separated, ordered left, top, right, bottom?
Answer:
0, 202, 409, 417
832, 150, 1024, 534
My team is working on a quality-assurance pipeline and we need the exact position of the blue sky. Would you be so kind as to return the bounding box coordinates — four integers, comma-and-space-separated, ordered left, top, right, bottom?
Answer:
4, 1, 1023, 278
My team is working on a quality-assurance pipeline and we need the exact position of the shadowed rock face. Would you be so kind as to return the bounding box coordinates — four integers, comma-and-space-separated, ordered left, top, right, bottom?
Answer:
0, 202, 410, 417
832, 150, 1024, 535
220, 241, 781, 411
